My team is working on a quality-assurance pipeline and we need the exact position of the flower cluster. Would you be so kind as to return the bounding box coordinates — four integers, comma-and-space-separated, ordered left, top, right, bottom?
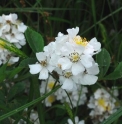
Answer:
87, 87, 119, 124
29, 27, 101, 91
0, 13, 27, 65
40, 75, 88, 107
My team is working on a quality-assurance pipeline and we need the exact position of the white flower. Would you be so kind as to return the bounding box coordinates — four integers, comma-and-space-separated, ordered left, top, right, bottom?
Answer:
58, 42, 94, 75
67, 116, 85, 124
2, 13, 17, 24
30, 110, 39, 124
55, 84, 88, 107
18, 119, 27, 124
87, 88, 119, 124
29, 52, 55, 80
8, 56, 19, 65
40, 75, 57, 107
0, 13, 27, 65
0, 13, 27, 48
59, 69, 79, 91
83, 37, 101, 55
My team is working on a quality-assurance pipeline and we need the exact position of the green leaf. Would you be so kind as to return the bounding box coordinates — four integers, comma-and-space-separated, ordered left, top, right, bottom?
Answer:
104, 62, 122, 80
0, 38, 27, 58
0, 91, 5, 105
19, 58, 37, 68
7, 67, 23, 79
0, 85, 61, 121
101, 106, 122, 124
96, 48, 111, 79
13, 73, 31, 82
64, 102, 73, 121
98, 23, 107, 43
25, 27, 44, 53
7, 82, 26, 101
0, 63, 7, 82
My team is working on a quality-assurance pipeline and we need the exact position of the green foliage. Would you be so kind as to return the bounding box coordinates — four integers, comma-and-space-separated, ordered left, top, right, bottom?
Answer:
104, 62, 122, 80
64, 102, 74, 122
19, 58, 37, 68
96, 48, 111, 79
101, 106, 122, 124
25, 27, 44, 53
7, 82, 26, 101
0, 38, 27, 58
0, 85, 61, 121
0, 63, 7, 82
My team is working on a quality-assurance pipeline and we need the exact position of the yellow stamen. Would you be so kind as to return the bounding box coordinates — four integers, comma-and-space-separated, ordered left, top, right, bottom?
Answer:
74, 36, 88, 46
48, 82, 55, 89
47, 95, 55, 103
69, 52, 80, 62
97, 98, 107, 111
40, 60, 47, 67
64, 72, 72, 78
58, 64, 62, 69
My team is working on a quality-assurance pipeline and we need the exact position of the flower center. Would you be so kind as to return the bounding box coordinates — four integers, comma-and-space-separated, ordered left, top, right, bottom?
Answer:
48, 82, 55, 89
47, 95, 55, 103
97, 98, 111, 111
40, 60, 47, 67
63, 71, 72, 78
69, 52, 80, 62
6, 20, 11, 24
58, 64, 62, 69
74, 36, 88, 46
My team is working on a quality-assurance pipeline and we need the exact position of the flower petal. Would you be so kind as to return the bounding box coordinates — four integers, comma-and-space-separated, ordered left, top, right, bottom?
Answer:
81, 55, 93, 68
58, 57, 72, 70
67, 27, 79, 38
61, 79, 74, 91
29, 63, 42, 74
86, 63, 99, 75
36, 52, 46, 61
72, 62, 85, 75
80, 74, 98, 85
47, 64, 55, 72
89, 37, 101, 52
39, 68, 48, 80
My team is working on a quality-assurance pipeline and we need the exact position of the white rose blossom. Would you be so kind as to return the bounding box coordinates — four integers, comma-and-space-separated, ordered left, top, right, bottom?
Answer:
29, 52, 55, 80
29, 26, 101, 91
87, 87, 120, 124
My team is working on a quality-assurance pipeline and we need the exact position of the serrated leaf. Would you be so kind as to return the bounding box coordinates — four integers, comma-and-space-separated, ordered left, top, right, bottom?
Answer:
19, 58, 37, 68
96, 48, 111, 79
25, 27, 44, 53
0, 38, 27, 58
104, 62, 122, 80
8, 82, 26, 101
101, 106, 122, 124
